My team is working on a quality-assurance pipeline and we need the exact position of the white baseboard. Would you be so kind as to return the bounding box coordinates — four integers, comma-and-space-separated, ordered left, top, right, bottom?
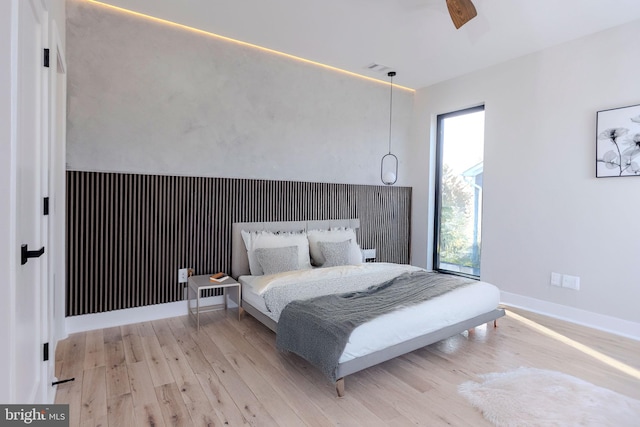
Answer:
65, 295, 230, 334
500, 291, 640, 341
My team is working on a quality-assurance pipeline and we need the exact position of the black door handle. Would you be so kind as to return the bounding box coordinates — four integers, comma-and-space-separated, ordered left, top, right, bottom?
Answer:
21, 244, 45, 265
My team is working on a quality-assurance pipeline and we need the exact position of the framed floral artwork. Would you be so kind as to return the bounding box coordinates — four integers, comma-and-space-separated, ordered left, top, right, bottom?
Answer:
596, 103, 640, 177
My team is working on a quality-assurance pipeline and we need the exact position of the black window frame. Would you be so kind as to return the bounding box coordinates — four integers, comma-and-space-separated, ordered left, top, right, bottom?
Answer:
433, 104, 485, 279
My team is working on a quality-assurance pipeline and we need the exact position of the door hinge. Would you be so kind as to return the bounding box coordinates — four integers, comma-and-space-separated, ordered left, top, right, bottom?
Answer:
43, 48, 49, 68
43, 342, 49, 362
43, 197, 49, 215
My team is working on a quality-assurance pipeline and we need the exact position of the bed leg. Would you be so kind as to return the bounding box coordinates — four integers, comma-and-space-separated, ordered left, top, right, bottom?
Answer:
335, 378, 345, 398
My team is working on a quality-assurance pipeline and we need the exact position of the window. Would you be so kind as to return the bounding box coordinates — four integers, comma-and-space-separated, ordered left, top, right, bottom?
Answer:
434, 105, 485, 278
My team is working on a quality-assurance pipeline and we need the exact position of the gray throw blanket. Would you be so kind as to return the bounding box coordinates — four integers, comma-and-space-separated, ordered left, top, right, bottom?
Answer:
276, 271, 473, 381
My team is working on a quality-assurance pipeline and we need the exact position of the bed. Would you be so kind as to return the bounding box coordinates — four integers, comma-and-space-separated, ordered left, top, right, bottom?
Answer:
230, 219, 504, 396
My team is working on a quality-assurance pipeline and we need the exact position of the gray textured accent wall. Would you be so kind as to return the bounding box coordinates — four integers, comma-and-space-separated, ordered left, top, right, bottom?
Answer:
65, 0, 414, 186
66, 171, 411, 316
65, 0, 416, 317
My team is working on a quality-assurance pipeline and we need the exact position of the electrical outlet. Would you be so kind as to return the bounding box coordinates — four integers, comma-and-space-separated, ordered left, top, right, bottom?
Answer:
550, 272, 562, 286
362, 248, 376, 261
178, 268, 189, 283
561, 274, 580, 290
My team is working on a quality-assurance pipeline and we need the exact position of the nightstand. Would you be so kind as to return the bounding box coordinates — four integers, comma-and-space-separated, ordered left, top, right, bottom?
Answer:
187, 274, 242, 330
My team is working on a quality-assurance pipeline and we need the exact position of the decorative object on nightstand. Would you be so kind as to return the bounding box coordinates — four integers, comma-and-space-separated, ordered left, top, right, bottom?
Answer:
381, 71, 398, 185
209, 272, 229, 282
188, 274, 242, 330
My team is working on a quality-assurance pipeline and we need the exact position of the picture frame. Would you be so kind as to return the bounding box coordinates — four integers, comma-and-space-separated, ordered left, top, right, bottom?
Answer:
596, 103, 640, 177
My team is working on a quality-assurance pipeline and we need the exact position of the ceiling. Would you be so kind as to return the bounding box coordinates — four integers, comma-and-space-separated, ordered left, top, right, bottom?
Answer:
99, 0, 640, 89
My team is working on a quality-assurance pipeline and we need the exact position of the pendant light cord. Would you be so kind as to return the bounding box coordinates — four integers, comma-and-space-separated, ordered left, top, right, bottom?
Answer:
387, 71, 395, 155
381, 71, 398, 185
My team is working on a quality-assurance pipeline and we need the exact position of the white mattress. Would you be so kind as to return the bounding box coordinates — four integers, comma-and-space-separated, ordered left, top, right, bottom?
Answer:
240, 275, 270, 314
239, 264, 500, 364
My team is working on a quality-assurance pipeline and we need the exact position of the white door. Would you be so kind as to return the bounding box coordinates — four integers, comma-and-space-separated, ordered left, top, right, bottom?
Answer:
15, 0, 47, 403
46, 22, 68, 403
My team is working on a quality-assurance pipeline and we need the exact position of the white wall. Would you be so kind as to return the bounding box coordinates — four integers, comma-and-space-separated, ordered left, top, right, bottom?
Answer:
65, 0, 413, 186
0, 0, 16, 404
49, 0, 65, 48
409, 19, 640, 334
65, 1, 639, 338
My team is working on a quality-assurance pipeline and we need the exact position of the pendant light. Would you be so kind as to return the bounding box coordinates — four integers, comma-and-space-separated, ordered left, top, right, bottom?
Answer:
381, 71, 398, 185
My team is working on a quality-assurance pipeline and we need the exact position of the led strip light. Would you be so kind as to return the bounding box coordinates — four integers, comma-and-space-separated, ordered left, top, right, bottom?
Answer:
86, 0, 415, 92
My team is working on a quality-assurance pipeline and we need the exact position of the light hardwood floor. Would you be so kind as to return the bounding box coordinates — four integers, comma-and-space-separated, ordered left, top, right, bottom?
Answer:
54, 306, 640, 426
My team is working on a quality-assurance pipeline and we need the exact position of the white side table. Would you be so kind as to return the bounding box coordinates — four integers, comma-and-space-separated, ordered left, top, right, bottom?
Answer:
187, 274, 242, 330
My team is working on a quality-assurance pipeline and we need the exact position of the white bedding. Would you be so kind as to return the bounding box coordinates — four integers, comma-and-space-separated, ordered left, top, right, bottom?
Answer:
249, 263, 423, 319
239, 263, 500, 363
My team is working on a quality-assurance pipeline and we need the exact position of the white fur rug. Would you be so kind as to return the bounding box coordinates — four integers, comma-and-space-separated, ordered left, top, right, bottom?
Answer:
458, 367, 640, 427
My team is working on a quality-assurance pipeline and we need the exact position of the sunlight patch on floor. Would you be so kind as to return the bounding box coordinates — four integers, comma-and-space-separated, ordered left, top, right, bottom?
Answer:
506, 310, 640, 381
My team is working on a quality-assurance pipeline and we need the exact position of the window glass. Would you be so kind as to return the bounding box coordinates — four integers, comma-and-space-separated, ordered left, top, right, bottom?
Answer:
434, 106, 485, 277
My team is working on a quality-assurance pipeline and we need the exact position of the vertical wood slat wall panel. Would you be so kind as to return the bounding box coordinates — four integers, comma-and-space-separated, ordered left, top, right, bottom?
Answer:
66, 171, 412, 316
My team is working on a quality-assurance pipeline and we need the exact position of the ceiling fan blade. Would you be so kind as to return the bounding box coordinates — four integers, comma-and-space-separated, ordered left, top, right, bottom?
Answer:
446, 0, 478, 29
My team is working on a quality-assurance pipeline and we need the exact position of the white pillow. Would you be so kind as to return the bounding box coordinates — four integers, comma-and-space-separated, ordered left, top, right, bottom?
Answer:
307, 228, 362, 266
241, 230, 311, 275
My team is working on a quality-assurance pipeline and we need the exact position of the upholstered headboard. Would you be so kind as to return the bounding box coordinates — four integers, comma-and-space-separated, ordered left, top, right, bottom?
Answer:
231, 218, 360, 278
